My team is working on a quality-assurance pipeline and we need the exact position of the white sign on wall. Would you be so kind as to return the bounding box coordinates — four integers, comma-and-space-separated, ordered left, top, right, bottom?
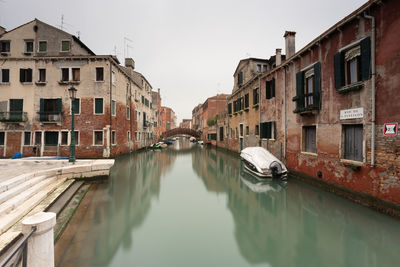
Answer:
340, 108, 364, 120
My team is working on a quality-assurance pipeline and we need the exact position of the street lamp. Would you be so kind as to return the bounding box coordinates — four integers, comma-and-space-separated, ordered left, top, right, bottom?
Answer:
68, 86, 77, 163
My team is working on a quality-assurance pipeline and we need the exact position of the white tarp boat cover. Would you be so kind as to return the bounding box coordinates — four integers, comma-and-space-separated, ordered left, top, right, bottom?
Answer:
240, 147, 287, 173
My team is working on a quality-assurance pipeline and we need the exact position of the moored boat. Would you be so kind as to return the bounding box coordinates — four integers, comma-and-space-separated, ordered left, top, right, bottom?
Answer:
240, 147, 288, 180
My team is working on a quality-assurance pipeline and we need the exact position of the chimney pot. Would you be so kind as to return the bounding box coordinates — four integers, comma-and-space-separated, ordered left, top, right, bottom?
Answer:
125, 58, 135, 70
276, 48, 282, 66
284, 31, 296, 58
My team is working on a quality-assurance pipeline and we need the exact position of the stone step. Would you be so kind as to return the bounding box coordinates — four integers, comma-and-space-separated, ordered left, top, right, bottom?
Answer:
0, 176, 67, 235
0, 173, 34, 194
0, 177, 56, 216
0, 175, 48, 205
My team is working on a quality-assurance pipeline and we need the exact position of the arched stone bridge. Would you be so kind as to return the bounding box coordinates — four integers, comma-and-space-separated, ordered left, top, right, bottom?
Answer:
161, 128, 202, 139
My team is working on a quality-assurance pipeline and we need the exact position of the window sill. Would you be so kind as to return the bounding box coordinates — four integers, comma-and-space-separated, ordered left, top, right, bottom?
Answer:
301, 151, 317, 157
337, 82, 364, 94
0, 82, 10, 85
35, 82, 47, 86
253, 104, 259, 108
340, 159, 363, 166
1, 52, 10, 56
23, 52, 32, 56
21, 82, 33, 85
95, 80, 105, 83
244, 108, 249, 111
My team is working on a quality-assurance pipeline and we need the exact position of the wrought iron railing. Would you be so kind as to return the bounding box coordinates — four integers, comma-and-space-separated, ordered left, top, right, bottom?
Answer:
0, 112, 28, 122
37, 112, 61, 122
0, 226, 36, 267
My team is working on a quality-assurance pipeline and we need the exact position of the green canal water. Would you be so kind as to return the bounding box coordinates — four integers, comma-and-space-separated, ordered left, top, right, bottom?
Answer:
56, 140, 400, 267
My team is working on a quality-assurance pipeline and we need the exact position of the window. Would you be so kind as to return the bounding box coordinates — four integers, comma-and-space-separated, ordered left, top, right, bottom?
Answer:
71, 131, 79, 146
344, 124, 363, 162
71, 98, 80, 114
293, 62, 321, 113
135, 110, 138, 121
257, 64, 261, 72
253, 88, 259, 105
20, 68, 32, 83
208, 133, 216, 141
1, 69, 9, 83
239, 124, 244, 137
24, 132, 32, 146
141, 95, 145, 104
111, 131, 116, 145
61, 40, 70, 52
219, 127, 224, 141
238, 71, 243, 86
263, 65, 267, 72
266, 78, 275, 99
38, 41, 47, 52
38, 69, 46, 83
233, 98, 243, 113
61, 68, 69, 82
0, 132, 4, 146
260, 121, 276, 139
72, 68, 80, 81
0, 41, 10, 53
24, 41, 33, 53
228, 103, 232, 115
96, 67, 104, 81
94, 131, 103, 145
244, 93, 249, 109
305, 69, 314, 108
111, 100, 116, 116
127, 131, 131, 142
334, 37, 370, 90
126, 107, 130, 120
303, 126, 316, 153
9, 99, 23, 121
39, 99, 62, 122
44, 131, 58, 146
61, 131, 68, 145
246, 126, 249, 135
255, 125, 259, 136
111, 71, 116, 84
94, 98, 103, 114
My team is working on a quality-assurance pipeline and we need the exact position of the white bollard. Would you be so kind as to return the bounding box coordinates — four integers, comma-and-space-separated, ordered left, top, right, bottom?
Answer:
22, 212, 56, 267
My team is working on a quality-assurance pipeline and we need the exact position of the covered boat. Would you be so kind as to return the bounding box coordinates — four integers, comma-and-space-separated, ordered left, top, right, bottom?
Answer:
240, 147, 288, 180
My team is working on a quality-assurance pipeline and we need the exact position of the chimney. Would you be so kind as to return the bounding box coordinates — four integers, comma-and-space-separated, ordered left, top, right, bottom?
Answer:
275, 48, 282, 66
125, 58, 135, 69
158, 88, 160, 95
0, 26, 6, 36
284, 31, 296, 58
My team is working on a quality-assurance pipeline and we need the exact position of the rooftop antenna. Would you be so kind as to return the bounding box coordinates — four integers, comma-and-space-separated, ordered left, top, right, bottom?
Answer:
113, 45, 117, 56
246, 52, 251, 58
77, 31, 80, 39
124, 37, 133, 64
60, 15, 64, 31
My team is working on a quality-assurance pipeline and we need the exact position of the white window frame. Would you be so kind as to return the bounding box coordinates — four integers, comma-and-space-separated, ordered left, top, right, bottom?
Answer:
111, 70, 116, 85
24, 40, 34, 53
60, 39, 71, 52
93, 130, 104, 146
60, 67, 69, 82
94, 98, 104, 115
37, 40, 47, 52
37, 68, 46, 83
126, 106, 130, 120
70, 98, 81, 115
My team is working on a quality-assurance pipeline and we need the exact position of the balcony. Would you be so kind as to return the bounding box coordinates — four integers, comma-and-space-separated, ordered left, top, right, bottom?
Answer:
37, 112, 62, 123
0, 112, 28, 122
143, 121, 152, 128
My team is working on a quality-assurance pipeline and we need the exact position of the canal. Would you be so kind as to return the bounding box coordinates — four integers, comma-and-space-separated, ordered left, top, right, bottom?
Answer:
55, 140, 400, 267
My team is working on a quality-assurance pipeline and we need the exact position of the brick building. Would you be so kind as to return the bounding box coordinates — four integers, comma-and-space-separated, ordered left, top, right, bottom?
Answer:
0, 19, 156, 158
159, 106, 176, 134
179, 119, 192, 129
151, 88, 162, 139
214, 0, 400, 210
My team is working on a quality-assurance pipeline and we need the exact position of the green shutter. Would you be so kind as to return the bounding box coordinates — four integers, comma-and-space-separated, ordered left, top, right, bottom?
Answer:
2, 69, 9, 82
73, 99, 79, 114
334, 52, 345, 89
56, 98, 62, 113
20, 69, 24, 82
266, 80, 271, 99
40, 98, 45, 121
314, 62, 321, 109
360, 37, 371, 81
27, 68, 32, 82
272, 78, 276, 98
295, 71, 305, 112
273, 121, 277, 139
266, 122, 271, 139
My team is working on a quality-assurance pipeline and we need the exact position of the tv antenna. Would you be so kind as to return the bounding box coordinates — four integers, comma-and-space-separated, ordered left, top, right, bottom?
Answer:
124, 37, 133, 59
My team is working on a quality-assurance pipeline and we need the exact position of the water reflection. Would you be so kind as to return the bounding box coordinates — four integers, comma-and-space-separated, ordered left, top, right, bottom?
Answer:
56, 141, 400, 267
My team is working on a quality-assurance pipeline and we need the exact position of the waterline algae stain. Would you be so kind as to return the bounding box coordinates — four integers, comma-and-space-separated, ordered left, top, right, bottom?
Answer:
56, 140, 400, 267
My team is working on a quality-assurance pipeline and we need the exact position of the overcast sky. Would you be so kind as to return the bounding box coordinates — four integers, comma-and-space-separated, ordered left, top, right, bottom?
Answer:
0, 0, 367, 122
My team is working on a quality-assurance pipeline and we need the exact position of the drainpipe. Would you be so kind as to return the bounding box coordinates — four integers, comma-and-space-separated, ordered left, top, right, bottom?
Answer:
364, 12, 376, 167
258, 75, 261, 147
109, 61, 112, 158
283, 66, 287, 162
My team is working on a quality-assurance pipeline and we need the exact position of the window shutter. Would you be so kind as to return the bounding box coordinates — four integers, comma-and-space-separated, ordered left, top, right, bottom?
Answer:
295, 71, 305, 112
266, 122, 272, 139
56, 98, 62, 113
334, 52, 345, 89
360, 37, 371, 81
27, 68, 32, 82
314, 62, 321, 109
10, 99, 23, 112
272, 78, 276, 98
273, 121, 277, 139
20, 69, 24, 82
73, 99, 79, 114
3, 69, 9, 82
40, 98, 45, 121
266, 80, 271, 99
